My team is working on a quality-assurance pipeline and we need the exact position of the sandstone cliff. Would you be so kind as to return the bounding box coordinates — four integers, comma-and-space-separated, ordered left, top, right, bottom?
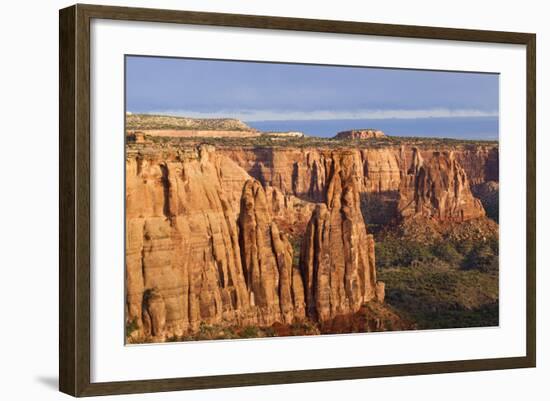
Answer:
335, 129, 386, 139
300, 151, 384, 323
219, 144, 497, 224
238, 180, 305, 324
126, 138, 497, 342
398, 148, 485, 222
126, 145, 305, 341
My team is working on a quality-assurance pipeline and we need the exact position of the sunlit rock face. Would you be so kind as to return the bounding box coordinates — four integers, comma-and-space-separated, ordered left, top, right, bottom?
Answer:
125, 138, 497, 341
125, 146, 306, 341
335, 129, 386, 139
300, 151, 383, 323
398, 148, 485, 222
218, 144, 497, 224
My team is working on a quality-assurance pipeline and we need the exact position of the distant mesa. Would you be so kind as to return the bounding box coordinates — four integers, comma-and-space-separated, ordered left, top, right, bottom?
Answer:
126, 113, 260, 138
335, 129, 386, 140
126, 131, 149, 144
264, 131, 305, 138
126, 113, 254, 131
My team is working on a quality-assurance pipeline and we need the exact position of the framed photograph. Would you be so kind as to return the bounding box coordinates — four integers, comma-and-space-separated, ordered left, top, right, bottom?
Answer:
59, 4, 536, 397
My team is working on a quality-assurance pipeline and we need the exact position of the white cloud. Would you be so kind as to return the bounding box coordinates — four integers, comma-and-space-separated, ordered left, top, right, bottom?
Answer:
140, 108, 498, 122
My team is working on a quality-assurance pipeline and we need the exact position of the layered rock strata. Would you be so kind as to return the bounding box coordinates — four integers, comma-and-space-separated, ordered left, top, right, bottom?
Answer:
126, 141, 495, 341
397, 149, 485, 222
335, 129, 386, 139
238, 180, 305, 324
126, 146, 306, 340
300, 152, 384, 323
220, 145, 497, 224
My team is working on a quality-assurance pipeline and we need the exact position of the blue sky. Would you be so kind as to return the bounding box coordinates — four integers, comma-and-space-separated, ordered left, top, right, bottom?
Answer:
126, 56, 499, 139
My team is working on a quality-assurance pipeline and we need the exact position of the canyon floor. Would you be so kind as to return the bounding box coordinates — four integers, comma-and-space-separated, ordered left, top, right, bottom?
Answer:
125, 120, 499, 344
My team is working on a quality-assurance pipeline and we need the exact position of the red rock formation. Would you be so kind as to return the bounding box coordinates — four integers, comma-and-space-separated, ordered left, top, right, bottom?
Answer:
126, 139, 496, 342
398, 148, 485, 222
335, 129, 386, 139
218, 145, 497, 218
126, 145, 305, 341
264, 185, 315, 235
300, 152, 384, 323
142, 288, 167, 340
238, 180, 305, 324
126, 146, 251, 339
454, 145, 499, 185
361, 148, 402, 192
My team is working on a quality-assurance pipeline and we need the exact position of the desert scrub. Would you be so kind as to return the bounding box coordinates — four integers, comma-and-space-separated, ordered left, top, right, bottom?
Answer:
125, 317, 139, 338
431, 241, 463, 266
239, 325, 260, 338
126, 113, 251, 131
378, 264, 499, 329
262, 326, 278, 337
137, 133, 497, 151
375, 236, 433, 268
376, 228, 498, 272
462, 241, 499, 273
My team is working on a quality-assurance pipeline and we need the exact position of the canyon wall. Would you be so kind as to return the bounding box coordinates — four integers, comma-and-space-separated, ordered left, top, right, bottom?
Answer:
238, 179, 305, 324
220, 144, 498, 224
126, 145, 307, 340
300, 151, 384, 322
126, 142, 496, 341
398, 149, 486, 221
126, 145, 387, 341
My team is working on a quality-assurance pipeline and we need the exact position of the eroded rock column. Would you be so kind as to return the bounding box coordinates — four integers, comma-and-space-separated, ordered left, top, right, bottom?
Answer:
300, 152, 384, 323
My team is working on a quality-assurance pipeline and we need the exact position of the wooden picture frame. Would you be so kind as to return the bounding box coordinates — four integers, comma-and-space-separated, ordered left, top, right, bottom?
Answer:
59, 3, 536, 397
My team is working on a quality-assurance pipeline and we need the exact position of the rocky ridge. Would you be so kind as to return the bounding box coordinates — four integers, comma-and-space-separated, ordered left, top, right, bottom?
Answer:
126, 113, 254, 131
398, 148, 486, 222
335, 129, 386, 139
126, 145, 389, 342
300, 151, 384, 322
219, 144, 497, 224
126, 137, 498, 342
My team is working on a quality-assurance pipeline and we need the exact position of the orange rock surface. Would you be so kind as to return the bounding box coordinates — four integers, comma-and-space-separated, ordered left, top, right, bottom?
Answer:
335, 129, 386, 139
125, 140, 497, 341
300, 151, 383, 322
398, 149, 485, 222
126, 145, 306, 340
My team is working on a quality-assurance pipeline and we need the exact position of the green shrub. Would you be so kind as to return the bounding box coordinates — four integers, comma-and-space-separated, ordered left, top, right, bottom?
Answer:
240, 325, 259, 338
455, 239, 475, 256
462, 243, 498, 273
290, 235, 303, 268
376, 237, 433, 268
376, 231, 499, 273
432, 241, 463, 265
378, 264, 499, 329
125, 317, 139, 338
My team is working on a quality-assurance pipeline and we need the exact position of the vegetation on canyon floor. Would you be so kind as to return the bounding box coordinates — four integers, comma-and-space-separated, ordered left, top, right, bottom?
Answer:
375, 231, 499, 272
375, 231, 499, 330
379, 266, 498, 330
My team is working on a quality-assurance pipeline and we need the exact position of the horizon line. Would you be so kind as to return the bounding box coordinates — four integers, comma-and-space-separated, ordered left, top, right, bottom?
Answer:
128, 108, 499, 122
